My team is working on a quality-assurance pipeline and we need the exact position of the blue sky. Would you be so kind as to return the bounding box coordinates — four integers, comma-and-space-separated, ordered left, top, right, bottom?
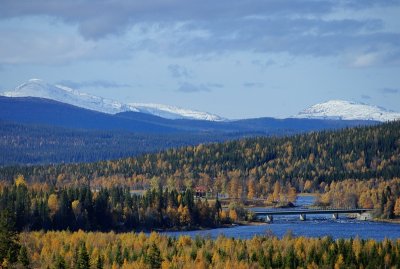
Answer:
0, 0, 399, 119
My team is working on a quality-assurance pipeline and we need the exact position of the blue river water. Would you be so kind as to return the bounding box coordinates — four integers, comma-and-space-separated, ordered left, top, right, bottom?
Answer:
161, 196, 400, 240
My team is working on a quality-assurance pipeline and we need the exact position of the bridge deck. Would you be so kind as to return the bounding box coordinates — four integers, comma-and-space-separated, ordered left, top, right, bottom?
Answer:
252, 208, 372, 216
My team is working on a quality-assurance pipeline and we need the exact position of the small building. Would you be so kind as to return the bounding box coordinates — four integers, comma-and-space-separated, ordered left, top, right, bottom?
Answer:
195, 186, 209, 198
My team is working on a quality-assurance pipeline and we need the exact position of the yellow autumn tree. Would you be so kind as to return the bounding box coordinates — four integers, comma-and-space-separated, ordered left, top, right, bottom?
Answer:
272, 181, 281, 202
247, 179, 256, 200
48, 194, 59, 217
71, 200, 81, 219
304, 180, 313, 193
394, 197, 400, 217
15, 174, 27, 187
178, 205, 192, 226
334, 254, 344, 269
229, 209, 238, 222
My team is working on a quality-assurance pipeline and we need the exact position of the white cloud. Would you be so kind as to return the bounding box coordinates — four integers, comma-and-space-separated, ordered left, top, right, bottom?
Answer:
0, 31, 92, 64
0, 18, 136, 65
0, 0, 399, 68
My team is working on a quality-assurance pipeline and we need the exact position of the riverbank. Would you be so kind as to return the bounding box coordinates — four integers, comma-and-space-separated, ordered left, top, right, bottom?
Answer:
297, 193, 318, 197
236, 220, 267, 226
146, 223, 235, 233
372, 218, 400, 224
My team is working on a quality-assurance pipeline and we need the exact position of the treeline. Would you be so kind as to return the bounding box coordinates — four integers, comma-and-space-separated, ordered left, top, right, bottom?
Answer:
317, 178, 400, 219
1, 121, 399, 199
0, 178, 230, 232
12, 231, 400, 269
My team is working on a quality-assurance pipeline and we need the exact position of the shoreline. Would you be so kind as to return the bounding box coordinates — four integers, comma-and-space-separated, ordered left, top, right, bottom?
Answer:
371, 218, 400, 224
297, 193, 318, 197
236, 220, 267, 226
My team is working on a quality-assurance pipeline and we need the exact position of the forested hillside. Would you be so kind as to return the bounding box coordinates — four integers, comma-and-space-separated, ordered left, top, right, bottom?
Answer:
2, 121, 398, 190
1, 121, 399, 217
0, 121, 240, 165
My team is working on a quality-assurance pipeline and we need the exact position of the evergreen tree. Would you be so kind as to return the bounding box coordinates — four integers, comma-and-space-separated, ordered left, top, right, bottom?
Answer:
123, 247, 130, 263
114, 242, 123, 266
0, 209, 20, 265
95, 255, 104, 269
76, 242, 90, 269
14, 183, 31, 231
145, 243, 162, 269
53, 254, 66, 269
72, 241, 90, 269
284, 246, 297, 269
17, 245, 30, 268
72, 243, 79, 269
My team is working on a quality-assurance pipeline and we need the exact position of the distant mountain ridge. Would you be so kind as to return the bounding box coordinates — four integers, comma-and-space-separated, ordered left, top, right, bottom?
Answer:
2, 79, 224, 121
0, 96, 180, 133
0, 96, 372, 135
128, 103, 224, 121
3, 79, 130, 114
2, 79, 399, 122
0, 95, 379, 165
294, 100, 400, 122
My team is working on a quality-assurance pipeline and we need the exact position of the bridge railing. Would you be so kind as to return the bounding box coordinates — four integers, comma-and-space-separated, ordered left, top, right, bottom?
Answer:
305, 206, 356, 211
251, 207, 373, 214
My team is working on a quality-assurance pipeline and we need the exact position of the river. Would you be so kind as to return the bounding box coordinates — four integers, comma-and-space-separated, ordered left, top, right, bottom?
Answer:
161, 196, 400, 240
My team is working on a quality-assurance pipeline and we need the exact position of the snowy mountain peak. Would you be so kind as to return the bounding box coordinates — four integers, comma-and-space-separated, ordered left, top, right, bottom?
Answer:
3, 79, 131, 114
129, 103, 224, 121
1, 79, 224, 121
294, 99, 400, 122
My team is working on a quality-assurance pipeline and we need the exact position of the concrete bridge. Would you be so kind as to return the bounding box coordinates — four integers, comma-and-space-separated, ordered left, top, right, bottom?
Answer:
251, 208, 373, 222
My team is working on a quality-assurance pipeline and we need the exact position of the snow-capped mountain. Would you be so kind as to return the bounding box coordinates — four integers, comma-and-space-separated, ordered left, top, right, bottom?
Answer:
2, 79, 131, 114
294, 100, 400, 122
129, 103, 223, 121
1, 79, 223, 121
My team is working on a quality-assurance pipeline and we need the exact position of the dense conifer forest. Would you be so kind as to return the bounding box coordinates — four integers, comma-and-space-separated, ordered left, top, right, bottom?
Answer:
2, 121, 398, 187
0, 179, 228, 233
0, 121, 243, 165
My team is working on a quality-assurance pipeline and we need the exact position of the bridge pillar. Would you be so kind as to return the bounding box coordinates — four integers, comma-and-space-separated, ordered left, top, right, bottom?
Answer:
266, 215, 273, 222
300, 213, 306, 221
357, 212, 371, 221
332, 213, 339, 220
